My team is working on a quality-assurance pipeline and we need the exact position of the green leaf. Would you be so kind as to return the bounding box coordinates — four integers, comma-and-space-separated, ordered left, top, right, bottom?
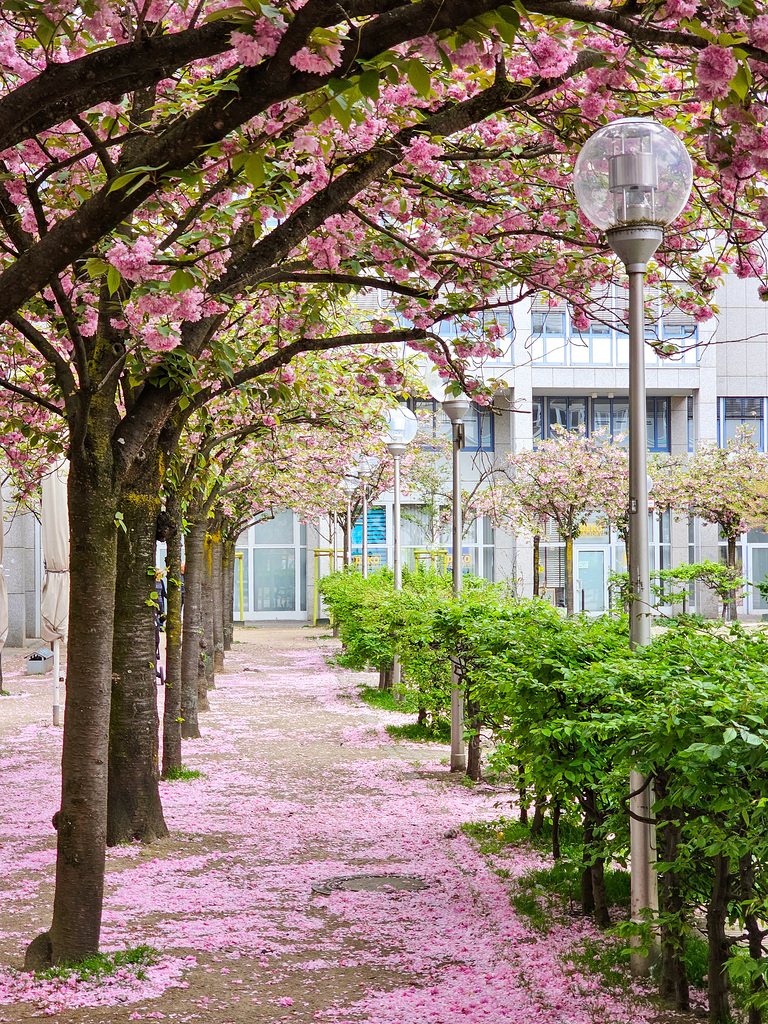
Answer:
359, 69, 380, 101
169, 269, 196, 293
723, 727, 738, 744
244, 152, 265, 188
106, 265, 121, 295
85, 257, 108, 279
108, 171, 144, 194
407, 59, 432, 97
729, 63, 751, 100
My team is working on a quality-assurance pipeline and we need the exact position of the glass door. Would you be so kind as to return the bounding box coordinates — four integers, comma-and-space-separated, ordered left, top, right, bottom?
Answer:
238, 512, 306, 620
751, 546, 768, 612
576, 549, 606, 613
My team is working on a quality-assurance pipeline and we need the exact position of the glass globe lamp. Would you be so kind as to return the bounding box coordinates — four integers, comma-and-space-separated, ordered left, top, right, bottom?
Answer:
384, 407, 419, 457
341, 474, 359, 498
355, 454, 380, 480
574, 118, 693, 233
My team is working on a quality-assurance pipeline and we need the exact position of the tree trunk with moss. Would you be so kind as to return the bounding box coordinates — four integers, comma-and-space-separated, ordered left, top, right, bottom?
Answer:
162, 492, 183, 778
565, 534, 575, 616
707, 853, 733, 1024
222, 537, 235, 650
465, 689, 482, 782
656, 780, 689, 1012
26, 408, 120, 969
726, 534, 738, 622
180, 519, 204, 737
201, 531, 215, 697
211, 529, 225, 670
107, 469, 168, 846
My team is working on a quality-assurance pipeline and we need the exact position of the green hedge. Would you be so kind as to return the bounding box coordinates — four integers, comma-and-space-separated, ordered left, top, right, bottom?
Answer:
320, 568, 768, 1021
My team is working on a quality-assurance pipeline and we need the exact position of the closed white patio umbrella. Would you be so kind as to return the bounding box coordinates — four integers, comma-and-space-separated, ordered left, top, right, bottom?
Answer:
0, 488, 8, 691
40, 464, 69, 726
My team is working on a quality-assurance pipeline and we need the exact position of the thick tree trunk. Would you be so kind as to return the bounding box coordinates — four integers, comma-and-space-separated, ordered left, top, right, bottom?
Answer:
180, 519, 204, 737
658, 801, 689, 1011
531, 797, 545, 837
739, 853, 764, 1024
212, 531, 224, 669
565, 535, 574, 616
581, 790, 609, 927
465, 691, 482, 782
201, 531, 215, 694
518, 767, 528, 825
162, 494, 183, 778
581, 808, 595, 916
222, 538, 235, 650
26, 444, 119, 968
221, 536, 233, 647
533, 534, 540, 598
107, 483, 168, 846
552, 800, 561, 860
707, 853, 733, 1024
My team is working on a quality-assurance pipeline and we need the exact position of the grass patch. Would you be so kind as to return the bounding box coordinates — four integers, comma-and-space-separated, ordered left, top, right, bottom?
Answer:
386, 720, 450, 743
567, 934, 632, 997
683, 935, 709, 989
162, 765, 203, 782
37, 945, 159, 982
357, 685, 404, 713
464, 817, 631, 930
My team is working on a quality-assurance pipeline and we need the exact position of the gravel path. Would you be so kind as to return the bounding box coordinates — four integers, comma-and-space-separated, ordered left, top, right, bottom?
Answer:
0, 627, 672, 1023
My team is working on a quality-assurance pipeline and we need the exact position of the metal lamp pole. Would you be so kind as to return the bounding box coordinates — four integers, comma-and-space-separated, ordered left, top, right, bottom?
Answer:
355, 455, 379, 579
443, 394, 471, 772
384, 407, 419, 688
574, 118, 693, 971
341, 474, 358, 567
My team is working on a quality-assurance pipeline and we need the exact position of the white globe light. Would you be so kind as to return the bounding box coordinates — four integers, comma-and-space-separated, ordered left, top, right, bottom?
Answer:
574, 118, 693, 233
356, 454, 380, 478
341, 474, 359, 498
384, 406, 419, 446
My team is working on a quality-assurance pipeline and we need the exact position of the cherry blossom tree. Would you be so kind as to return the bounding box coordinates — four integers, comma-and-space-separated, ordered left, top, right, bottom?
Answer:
651, 433, 768, 620
4, 0, 768, 971
480, 428, 627, 615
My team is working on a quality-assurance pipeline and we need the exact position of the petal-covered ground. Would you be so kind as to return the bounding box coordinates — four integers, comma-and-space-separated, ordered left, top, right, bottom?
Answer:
0, 628, 676, 1023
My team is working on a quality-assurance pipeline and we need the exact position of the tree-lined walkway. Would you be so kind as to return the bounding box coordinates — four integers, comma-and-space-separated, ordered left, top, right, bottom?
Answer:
0, 628, 664, 1023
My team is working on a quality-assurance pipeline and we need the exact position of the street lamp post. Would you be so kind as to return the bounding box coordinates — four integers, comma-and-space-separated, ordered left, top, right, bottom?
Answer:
383, 407, 419, 590
341, 474, 359, 567
355, 455, 379, 579
384, 406, 419, 690
574, 118, 693, 970
443, 394, 472, 772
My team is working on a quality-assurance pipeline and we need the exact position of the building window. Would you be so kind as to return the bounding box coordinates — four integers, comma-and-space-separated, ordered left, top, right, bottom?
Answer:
570, 320, 612, 364
718, 397, 764, 448
646, 398, 670, 452
530, 309, 566, 364
533, 396, 670, 451
549, 396, 587, 435
592, 398, 629, 444
407, 398, 493, 452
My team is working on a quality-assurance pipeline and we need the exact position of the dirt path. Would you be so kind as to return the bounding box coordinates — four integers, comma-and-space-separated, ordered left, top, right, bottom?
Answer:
0, 628, 672, 1023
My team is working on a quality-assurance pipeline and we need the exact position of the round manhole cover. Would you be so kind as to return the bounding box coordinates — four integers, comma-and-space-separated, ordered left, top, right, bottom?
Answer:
311, 874, 429, 895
